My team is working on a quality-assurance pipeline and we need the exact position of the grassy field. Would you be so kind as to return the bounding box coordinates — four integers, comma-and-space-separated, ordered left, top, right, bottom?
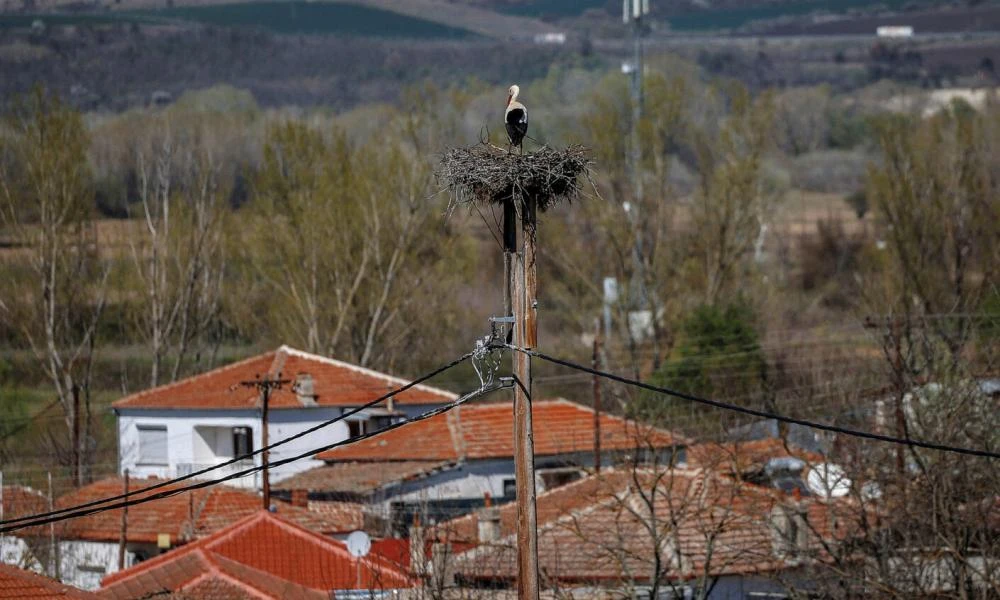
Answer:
665, 0, 916, 31
148, 1, 472, 37
1, 2, 474, 38
0, 12, 148, 28
496, 0, 606, 18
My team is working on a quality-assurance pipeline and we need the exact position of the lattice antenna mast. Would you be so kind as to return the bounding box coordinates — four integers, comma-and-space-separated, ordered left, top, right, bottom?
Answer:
624, 0, 651, 312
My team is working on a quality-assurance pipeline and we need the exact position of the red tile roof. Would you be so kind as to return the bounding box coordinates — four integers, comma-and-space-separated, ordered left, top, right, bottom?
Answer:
95, 548, 327, 600
429, 469, 634, 545
113, 346, 456, 410
100, 511, 413, 597
2, 485, 48, 520
274, 460, 452, 495
303, 501, 364, 532
449, 467, 850, 584
316, 399, 687, 462
43, 477, 361, 545
0, 564, 97, 599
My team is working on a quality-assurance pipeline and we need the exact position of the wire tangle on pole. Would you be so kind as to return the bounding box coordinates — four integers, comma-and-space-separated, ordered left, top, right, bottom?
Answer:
0, 379, 511, 535
506, 345, 1000, 460
0, 351, 476, 528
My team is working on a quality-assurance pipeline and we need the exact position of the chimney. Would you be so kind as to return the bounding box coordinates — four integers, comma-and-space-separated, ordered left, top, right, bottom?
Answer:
477, 506, 501, 543
294, 374, 316, 406
430, 542, 454, 588
290, 489, 309, 508
409, 520, 426, 577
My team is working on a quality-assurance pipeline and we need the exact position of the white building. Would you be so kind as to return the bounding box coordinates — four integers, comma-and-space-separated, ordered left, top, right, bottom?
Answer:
114, 345, 456, 487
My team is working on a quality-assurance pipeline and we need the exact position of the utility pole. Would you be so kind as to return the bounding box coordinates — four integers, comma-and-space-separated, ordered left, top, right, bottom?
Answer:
72, 385, 81, 488
509, 195, 539, 600
118, 470, 129, 570
593, 318, 602, 473
47, 472, 57, 579
1, 470, 4, 555
238, 376, 289, 510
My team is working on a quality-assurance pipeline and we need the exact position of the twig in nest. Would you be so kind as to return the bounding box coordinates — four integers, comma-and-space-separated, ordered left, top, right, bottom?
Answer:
437, 142, 592, 214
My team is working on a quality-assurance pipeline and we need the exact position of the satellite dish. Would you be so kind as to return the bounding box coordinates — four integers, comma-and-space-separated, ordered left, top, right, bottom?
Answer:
346, 530, 371, 558
806, 463, 851, 498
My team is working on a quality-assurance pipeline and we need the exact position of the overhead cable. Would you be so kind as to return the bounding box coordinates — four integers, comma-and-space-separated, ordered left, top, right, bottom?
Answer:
0, 351, 474, 528
0, 379, 509, 534
508, 345, 1000, 460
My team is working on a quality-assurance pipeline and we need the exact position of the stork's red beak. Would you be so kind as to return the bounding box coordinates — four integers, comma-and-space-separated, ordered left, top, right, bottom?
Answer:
506, 94, 512, 108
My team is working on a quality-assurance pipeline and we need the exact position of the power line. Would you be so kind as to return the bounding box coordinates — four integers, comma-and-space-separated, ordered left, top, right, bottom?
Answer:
0, 379, 510, 535
0, 351, 474, 528
508, 345, 1000, 460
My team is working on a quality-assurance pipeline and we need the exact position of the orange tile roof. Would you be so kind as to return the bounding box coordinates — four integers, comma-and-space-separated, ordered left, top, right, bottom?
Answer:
43, 477, 361, 545
317, 399, 687, 462
450, 467, 849, 584
95, 548, 328, 600
100, 511, 413, 596
303, 501, 364, 531
0, 564, 97, 599
274, 460, 452, 495
113, 346, 456, 410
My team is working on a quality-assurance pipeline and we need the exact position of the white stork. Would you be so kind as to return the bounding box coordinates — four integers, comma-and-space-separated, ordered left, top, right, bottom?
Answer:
505, 84, 528, 153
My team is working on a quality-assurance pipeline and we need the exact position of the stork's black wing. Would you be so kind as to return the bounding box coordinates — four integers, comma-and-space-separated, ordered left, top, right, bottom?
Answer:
505, 107, 528, 147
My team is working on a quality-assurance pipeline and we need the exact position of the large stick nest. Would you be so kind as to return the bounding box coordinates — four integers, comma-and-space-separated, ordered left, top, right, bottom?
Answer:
438, 143, 592, 212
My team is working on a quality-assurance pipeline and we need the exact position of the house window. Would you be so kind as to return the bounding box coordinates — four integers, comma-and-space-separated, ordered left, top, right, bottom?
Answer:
137, 425, 168, 465
502, 478, 516, 498
232, 426, 253, 457
348, 420, 368, 439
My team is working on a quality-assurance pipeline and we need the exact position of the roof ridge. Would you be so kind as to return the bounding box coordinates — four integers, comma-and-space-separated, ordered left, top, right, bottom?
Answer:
102, 511, 269, 586
199, 555, 274, 600
548, 397, 692, 445
113, 350, 276, 408
279, 345, 458, 400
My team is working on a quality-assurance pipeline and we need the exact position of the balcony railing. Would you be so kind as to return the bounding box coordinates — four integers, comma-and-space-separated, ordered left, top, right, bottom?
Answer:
176, 460, 258, 488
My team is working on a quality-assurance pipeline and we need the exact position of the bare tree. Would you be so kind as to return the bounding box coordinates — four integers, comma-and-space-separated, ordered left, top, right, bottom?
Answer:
242, 115, 473, 370
125, 128, 227, 387
0, 87, 106, 486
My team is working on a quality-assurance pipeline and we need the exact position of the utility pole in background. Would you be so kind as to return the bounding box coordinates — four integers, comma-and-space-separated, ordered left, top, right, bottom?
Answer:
118, 470, 129, 570
47, 472, 57, 579
72, 385, 81, 488
592, 318, 602, 473
508, 194, 540, 600
238, 376, 289, 510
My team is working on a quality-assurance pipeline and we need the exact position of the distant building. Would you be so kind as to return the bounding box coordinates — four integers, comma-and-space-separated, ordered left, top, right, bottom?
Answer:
533, 32, 566, 44
113, 345, 455, 488
877, 25, 914, 38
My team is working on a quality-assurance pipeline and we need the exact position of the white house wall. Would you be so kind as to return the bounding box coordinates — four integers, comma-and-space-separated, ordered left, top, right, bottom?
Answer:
0, 535, 40, 571
57, 540, 132, 590
388, 459, 516, 505
117, 408, 348, 486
